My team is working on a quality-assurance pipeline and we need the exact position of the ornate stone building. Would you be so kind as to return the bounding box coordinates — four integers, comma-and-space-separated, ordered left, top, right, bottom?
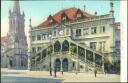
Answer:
1, 1, 28, 69
29, 2, 118, 72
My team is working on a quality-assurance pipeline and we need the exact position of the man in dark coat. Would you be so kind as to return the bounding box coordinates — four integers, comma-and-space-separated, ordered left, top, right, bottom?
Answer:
54, 67, 57, 77
94, 69, 97, 77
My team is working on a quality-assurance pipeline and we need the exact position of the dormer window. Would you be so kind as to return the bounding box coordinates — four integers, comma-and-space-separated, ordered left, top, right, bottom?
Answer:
77, 13, 82, 18
49, 19, 53, 23
76, 9, 83, 19
62, 16, 66, 21
61, 12, 68, 22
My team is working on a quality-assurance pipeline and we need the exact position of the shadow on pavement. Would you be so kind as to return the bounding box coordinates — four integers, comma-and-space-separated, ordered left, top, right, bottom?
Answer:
1, 76, 64, 83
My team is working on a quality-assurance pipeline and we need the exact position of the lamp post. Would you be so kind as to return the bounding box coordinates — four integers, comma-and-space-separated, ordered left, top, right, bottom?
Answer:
49, 34, 52, 76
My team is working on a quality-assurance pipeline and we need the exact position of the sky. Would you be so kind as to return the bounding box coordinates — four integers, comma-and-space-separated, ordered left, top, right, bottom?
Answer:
1, 0, 120, 37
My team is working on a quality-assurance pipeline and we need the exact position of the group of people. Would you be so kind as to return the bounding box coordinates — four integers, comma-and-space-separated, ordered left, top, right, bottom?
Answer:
50, 68, 64, 77
50, 68, 105, 78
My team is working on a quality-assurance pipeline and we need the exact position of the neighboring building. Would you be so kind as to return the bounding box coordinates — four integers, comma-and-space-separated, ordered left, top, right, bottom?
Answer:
29, 2, 117, 72
1, 36, 9, 68
1, 1, 28, 69
115, 22, 120, 62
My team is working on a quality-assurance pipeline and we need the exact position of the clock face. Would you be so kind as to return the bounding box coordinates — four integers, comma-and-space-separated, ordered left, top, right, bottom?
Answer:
59, 30, 64, 35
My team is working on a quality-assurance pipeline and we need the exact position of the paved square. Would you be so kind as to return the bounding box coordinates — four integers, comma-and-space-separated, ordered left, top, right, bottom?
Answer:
1, 68, 120, 82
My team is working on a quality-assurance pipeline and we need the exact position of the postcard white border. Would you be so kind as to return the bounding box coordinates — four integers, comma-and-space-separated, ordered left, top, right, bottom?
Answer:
120, 0, 127, 82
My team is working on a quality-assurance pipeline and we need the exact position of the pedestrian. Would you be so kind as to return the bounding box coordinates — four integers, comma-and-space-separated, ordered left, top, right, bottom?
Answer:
54, 68, 57, 77
94, 69, 97, 77
61, 70, 63, 75
104, 69, 106, 75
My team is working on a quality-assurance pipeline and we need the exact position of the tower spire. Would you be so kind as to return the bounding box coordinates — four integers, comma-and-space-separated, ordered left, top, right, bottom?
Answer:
13, 0, 20, 14
109, 0, 114, 17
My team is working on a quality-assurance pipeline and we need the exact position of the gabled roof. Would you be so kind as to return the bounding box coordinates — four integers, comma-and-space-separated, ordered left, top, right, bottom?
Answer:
38, 7, 95, 28
1, 36, 9, 44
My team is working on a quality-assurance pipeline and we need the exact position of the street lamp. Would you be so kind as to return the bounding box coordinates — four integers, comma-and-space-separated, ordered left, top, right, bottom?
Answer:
49, 34, 52, 76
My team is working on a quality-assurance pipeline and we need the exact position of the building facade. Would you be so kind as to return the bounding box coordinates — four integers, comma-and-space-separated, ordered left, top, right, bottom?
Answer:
29, 2, 118, 72
115, 22, 120, 62
1, 1, 28, 69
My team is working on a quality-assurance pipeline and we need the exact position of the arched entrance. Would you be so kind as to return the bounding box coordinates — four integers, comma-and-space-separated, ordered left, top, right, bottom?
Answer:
62, 58, 68, 71
54, 59, 61, 71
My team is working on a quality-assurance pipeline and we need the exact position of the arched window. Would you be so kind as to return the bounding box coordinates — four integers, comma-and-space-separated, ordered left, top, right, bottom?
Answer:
54, 41, 61, 52
62, 40, 69, 51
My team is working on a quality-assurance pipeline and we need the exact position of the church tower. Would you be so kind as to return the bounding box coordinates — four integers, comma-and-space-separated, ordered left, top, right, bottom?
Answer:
8, 0, 26, 49
7, 0, 28, 69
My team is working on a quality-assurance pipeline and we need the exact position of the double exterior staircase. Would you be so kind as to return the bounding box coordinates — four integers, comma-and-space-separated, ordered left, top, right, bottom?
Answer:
30, 38, 104, 73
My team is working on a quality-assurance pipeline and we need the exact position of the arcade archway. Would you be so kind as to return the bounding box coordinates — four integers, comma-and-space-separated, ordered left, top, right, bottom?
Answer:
54, 58, 61, 71
62, 58, 68, 71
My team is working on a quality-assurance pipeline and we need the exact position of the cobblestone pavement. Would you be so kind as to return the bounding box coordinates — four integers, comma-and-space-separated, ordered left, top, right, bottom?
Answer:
1, 68, 120, 83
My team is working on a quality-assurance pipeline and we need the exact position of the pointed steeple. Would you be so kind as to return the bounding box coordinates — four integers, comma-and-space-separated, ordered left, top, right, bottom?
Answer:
13, 0, 20, 14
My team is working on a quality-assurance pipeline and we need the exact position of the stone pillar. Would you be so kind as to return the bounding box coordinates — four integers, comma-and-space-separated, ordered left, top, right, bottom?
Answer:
85, 49, 87, 72
102, 56, 105, 73
60, 58, 63, 72
77, 44, 80, 72
93, 52, 95, 71
28, 52, 31, 70
35, 57, 36, 71
53, 41, 54, 54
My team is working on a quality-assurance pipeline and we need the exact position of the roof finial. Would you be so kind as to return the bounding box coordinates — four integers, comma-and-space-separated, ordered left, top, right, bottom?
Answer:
94, 12, 97, 15
109, 0, 114, 17
83, 5, 86, 11
29, 18, 32, 28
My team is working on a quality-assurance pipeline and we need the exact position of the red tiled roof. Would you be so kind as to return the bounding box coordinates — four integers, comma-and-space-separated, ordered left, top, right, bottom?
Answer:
1, 36, 9, 44
115, 22, 120, 29
1, 35, 28, 46
38, 7, 95, 27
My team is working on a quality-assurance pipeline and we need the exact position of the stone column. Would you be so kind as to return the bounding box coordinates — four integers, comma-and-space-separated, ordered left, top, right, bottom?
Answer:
102, 56, 105, 73
28, 52, 31, 70
85, 49, 87, 72
77, 44, 80, 72
93, 52, 95, 71
60, 58, 63, 72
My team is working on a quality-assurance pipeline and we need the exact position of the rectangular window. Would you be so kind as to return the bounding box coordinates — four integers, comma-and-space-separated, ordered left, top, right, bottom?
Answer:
102, 41, 106, 51
83, 28, 89, 35
54, 30, 56, 37
32, 47, 36, 53
99, 42, 102, 51
37, 47, 41, 51
91, 27, 96, 34
76, 29, 81, 36
99, 41, 106, 52
32, 36, 35, 41
90, 42, 97, 50
42, 34, 46, 40
37, 35, 41, 40
66, 29, 69, 35
100, 26, 106, 33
